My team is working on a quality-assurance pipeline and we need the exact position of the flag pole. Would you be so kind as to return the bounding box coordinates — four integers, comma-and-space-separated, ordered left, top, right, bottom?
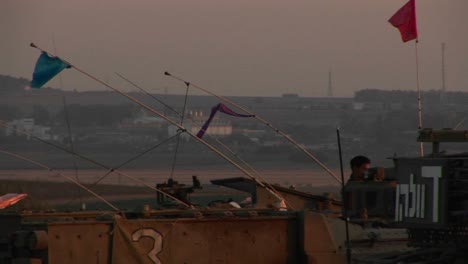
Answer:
336, 127, 351, 264
415, 40, 424, 157
29, 43, 290, 207
164, 72, 341, 184
388, 0, 422, 157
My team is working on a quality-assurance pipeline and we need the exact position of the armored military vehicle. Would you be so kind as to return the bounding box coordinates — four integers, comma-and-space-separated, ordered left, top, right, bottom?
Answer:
348, 129, 468, 263
9, 126, 468, 263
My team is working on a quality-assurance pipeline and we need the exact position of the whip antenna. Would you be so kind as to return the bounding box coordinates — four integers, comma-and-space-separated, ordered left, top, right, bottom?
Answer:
0, 149, 120, 211
29, 43, 291, 208
113, 72, 291, 207
0, 122, 191, 208
164, 71, 341, 184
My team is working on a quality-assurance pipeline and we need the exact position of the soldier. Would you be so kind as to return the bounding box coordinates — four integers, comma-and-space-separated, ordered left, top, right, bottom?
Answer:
349, 155, 371, 181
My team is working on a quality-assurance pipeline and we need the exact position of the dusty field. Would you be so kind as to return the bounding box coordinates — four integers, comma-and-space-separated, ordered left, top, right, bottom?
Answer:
0, 168, 345, 187
0, 168, 344, 211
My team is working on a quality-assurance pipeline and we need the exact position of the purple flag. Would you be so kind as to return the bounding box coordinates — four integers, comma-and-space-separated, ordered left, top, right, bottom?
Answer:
196, 103, 254, 138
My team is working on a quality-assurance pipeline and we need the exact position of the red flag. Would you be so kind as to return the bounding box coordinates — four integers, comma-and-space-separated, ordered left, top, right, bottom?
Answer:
388, 0, 418, 42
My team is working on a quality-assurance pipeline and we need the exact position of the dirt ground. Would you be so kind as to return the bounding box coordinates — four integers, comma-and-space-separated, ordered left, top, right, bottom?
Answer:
0, 168, 344, 186
0, 168, 342, 211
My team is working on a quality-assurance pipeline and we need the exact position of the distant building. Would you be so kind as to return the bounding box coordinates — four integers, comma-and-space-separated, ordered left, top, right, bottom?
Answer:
167, 110, 232, 140
239, 129, 266, 137
0, 120, 7, 135
5, 118, 53, 140
282, 93, 299, 98
121, 110, 165, 129
133, 116, 165, 125
353, 102, 364, 110
262, 135, 289, 147
32, 125, 54, 140
353, 101, 403, 111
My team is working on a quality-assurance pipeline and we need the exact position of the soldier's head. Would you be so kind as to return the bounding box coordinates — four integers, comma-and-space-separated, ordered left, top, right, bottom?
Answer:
350, 155, 371, 180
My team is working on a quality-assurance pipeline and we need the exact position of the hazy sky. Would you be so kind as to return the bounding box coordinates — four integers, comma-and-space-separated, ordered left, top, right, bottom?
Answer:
1, 0, 467, 97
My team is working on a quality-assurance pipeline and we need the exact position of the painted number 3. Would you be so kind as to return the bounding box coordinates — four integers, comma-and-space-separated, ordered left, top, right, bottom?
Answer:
132, 229, 163, 264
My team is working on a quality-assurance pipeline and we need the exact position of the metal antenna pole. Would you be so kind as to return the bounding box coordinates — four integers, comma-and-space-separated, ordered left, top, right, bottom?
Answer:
441, 42, 446, 94
170, 82, 191, 179
328, 69, 333, 97
415, 40, 424, 157
164, 71, 341, 184
114, 74, 290, 206
29, 43, 288, 206
0, 149, 120, 211
337, 127, 351, 263
1, 122, 191, 208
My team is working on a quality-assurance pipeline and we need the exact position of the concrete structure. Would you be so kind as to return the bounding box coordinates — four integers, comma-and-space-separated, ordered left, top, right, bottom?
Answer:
5, 118, 53, 140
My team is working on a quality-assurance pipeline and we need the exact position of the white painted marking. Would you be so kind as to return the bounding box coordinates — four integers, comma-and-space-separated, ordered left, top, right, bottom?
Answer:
132, 228, 163, 264
395, 184, 401, 221
421, 166, 442, 223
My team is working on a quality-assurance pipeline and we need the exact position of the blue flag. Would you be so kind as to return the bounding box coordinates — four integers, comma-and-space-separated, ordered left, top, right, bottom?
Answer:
30, 52, 70, 89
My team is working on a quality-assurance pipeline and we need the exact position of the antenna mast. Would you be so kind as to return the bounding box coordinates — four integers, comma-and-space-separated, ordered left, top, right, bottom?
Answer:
327, 69, 333, 97
441, 42, 447, 104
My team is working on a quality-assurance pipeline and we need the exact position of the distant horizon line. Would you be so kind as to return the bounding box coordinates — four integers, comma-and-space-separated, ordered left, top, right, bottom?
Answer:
1, 73, 466, 99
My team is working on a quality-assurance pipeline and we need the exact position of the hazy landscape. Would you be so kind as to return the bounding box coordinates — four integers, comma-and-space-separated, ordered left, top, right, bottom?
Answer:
2, 73, 468, 212
1, 0, 467, 210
